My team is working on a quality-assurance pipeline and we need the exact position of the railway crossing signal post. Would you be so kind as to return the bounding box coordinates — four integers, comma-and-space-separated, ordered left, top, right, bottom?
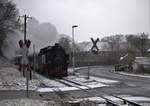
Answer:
19, 14, 32, 98
86, 38, 99, 79
18, 40, 31, 98
33, 44, 36, 78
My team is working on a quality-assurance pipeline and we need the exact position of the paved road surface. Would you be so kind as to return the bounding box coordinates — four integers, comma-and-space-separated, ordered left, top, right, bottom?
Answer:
75, 66, 150, 97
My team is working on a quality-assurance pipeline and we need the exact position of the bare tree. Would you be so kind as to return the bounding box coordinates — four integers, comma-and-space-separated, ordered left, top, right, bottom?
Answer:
59, 34, 80, 54
126, 33, 149, 56
59, 34, 72, 54
101, 34, 124, 52
0, 0, 20, 54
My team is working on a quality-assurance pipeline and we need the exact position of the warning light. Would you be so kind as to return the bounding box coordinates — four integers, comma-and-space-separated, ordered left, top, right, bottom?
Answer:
18, 40, 23, 48
26, 40, 31, 48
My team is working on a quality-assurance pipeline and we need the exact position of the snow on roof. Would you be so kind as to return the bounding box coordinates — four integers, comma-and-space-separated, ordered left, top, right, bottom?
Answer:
135, 57, 150, 64
120, 54, 128, 61
147, 48, 150, 52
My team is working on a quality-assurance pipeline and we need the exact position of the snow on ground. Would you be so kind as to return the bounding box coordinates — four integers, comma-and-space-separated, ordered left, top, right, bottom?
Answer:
0, 60, 118, 92
63, 76, 108, 88
37, 75, 118, 93
65, 75, 119, 85
0, 67, 21, 81
103, 96, 124, 104
0, 99, 60, 106
119, 95, 150, 105
34, 72, 66, 88
0, 66, 65, 91
123, 96, 150, 102
90, 76, 119, 84
67, 96, 106, 105
0, 67, 40, 90
78, 97, 106, 104
119, 95, 150, 102
38, 87, 79, 92
0, 67, 108, 91
0, 78, 40, 90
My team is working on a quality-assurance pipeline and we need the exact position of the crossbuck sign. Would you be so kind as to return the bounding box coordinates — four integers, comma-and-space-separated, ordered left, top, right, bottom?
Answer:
91, 38, 99, 54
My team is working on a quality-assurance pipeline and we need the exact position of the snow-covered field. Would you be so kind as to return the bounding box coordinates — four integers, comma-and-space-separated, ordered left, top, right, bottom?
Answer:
0, 67, 41, 90
0, 58, 61, 106
0, 78, 40, 90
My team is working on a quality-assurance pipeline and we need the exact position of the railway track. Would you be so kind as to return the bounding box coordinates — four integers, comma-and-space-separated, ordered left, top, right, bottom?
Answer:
36, 73, 150, 105
39, 81, 75, 103
55, 78, 146, 106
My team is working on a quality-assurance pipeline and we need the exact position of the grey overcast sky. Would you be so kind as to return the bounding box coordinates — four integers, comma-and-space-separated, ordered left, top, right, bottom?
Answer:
13, 0, 150, 42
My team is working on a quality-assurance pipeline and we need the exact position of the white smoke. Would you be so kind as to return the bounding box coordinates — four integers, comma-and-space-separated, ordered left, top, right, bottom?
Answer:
27, 18, 59, 52
1, 30, 23, 59
2, 17, 59, 59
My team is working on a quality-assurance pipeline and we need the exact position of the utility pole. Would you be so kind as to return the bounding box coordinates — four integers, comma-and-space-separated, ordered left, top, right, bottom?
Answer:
19, 14, 32, 98
20, 15, 32, 42
24, 15, 27, 42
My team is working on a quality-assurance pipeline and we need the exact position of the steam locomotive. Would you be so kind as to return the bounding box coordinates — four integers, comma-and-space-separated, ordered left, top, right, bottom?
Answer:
16, 43, 69, 78
36, 43, 69, 78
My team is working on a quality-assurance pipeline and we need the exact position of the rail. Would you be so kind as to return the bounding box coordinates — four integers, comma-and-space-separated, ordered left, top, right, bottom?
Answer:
37, 73, 142, 106
61, 78, 142, 106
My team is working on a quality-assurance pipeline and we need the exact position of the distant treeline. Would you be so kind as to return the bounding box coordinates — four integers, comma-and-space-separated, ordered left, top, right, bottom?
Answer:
69, 51, 150, 67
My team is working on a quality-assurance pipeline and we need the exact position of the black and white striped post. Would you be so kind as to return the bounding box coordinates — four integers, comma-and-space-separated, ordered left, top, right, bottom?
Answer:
19, 14, 32, 98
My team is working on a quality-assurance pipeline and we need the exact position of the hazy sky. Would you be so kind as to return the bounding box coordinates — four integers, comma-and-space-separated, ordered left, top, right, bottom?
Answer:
13, 0, 150, 42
